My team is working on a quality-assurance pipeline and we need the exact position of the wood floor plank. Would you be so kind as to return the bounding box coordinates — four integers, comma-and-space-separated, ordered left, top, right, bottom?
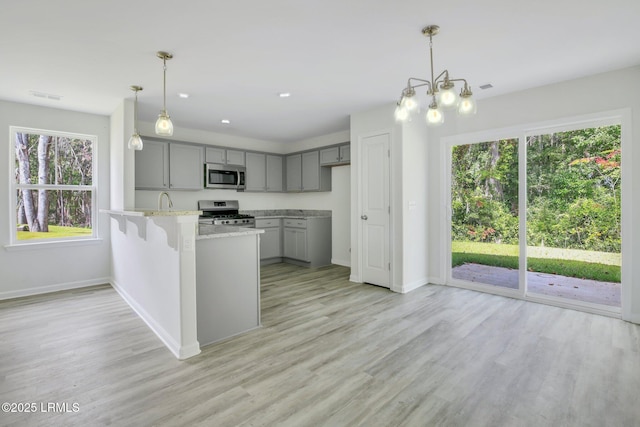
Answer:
1, 264, 639, 426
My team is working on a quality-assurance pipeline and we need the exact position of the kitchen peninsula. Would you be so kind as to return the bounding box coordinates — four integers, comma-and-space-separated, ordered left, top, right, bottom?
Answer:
104, 209, 263, 360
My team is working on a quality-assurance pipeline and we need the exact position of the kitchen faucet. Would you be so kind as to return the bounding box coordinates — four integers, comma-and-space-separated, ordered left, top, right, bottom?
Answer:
157, 191, 173, 211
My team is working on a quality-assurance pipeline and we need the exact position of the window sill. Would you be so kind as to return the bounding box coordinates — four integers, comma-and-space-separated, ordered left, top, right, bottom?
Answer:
4, 238, 104, 252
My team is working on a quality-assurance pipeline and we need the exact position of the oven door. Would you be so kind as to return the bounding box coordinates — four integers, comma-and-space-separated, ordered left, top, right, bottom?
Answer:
205, 164, 241, 189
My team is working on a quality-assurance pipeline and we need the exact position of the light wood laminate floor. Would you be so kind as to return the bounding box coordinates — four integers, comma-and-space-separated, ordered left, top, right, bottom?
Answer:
1, 263, 639, 426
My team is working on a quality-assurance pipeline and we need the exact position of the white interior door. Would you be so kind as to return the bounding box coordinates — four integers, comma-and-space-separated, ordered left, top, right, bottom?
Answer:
361, 133, 390, 287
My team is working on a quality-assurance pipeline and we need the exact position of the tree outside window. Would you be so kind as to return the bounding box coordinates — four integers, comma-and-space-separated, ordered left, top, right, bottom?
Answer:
11, 127, 96, 242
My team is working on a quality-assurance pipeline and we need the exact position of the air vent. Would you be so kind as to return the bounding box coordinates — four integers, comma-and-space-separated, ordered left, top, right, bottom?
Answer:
30, 91, 62, 101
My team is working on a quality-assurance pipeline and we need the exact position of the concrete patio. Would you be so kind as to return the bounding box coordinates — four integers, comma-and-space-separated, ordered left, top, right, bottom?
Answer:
452, 263, 621, 307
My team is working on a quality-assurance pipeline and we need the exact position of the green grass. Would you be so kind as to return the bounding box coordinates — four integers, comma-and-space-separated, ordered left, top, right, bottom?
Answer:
452, 241, 620, 283
17, 225, 92, 241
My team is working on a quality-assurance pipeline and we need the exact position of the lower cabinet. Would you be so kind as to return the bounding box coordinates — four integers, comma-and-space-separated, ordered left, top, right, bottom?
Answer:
256, 216, 331, 267
256, 218, 282, 264
283, 217, 331, 267
283, 226, 308, 261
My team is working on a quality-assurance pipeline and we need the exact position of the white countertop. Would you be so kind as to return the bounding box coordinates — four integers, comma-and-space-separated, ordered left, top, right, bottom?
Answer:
101, 209, 202, 217
196, 225, 264, 240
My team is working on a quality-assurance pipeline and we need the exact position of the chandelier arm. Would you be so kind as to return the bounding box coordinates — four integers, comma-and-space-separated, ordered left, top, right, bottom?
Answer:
433, 70, 450, 86
406, 78, 432, 93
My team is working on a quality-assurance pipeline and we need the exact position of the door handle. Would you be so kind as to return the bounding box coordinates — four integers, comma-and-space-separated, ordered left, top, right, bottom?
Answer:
361, 214, 368, 220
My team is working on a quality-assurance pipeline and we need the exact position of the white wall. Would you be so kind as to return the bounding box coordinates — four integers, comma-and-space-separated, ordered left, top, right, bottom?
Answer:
0, 100, 111, 299
428, 65, 640, 323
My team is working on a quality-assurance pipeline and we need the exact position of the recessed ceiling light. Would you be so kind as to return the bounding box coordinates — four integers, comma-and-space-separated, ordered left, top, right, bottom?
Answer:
479, 83, 493, 90
178, 93, 189, 98
221, 119, 231, 124
279, 92, 291, 98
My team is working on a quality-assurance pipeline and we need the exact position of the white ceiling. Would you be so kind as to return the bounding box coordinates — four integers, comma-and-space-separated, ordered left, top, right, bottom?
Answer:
1, 1, 639, 143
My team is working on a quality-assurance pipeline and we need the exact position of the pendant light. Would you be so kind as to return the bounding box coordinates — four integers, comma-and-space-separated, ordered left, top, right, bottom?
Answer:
394, 25, 476, 126
128, 85, 144, 150
155, 51, 174, 136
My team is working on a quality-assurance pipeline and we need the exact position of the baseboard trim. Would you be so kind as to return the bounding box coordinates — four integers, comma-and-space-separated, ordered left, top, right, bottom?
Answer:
391, 277, 428, 294
331, 258, 351, 267
110, 279, 201, 360
428, 276, 445, 286
0, 277, 111, 301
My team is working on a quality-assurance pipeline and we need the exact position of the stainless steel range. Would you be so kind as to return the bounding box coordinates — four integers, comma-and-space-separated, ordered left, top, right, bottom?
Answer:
197, 200, 255, 228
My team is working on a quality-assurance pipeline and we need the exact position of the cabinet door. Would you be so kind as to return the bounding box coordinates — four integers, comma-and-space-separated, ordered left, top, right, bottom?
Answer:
135, 140, 169, 189
169, 143, 203, 190
205, 147, 225, 164
286, 154, 302, 192
260, 227, 282, 259
320, 147, 340, 165
302, 151, 320, 191
266, 155, 283, 192
283, 228, 307, 261
339, 144, 350, 163
226, 149, 245, 166
245, 152, 266, 191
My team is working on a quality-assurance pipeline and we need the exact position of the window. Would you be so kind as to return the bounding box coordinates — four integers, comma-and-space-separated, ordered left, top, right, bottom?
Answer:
10, 127, 97, 244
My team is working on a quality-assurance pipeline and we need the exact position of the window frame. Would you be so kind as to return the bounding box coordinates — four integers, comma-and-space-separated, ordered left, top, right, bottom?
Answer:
8, 126, 98, 246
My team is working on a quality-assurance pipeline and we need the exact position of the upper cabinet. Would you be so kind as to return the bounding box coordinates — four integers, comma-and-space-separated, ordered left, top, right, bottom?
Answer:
169, 144, 204, 190
246, 153, 284, 192
135, 140, 203, 190
287, 150, 331, 192
266, 155, 284, 192
135, 139, 169, 190
320, 143, 350, 166
205, 147, 245, 166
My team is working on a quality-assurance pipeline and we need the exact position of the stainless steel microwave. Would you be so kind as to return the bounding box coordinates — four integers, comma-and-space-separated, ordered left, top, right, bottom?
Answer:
204, 163, 245, 190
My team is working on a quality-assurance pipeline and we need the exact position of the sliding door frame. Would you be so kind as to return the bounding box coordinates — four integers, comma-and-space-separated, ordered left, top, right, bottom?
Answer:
442, 109, 631, 319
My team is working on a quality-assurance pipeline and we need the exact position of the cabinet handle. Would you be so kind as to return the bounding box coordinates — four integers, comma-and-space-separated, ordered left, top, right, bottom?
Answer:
361, 215, 368, 220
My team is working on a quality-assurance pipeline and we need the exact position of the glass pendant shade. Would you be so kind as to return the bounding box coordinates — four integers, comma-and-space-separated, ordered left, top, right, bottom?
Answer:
458, 95, 477, 116
438, 86, 459, 108
155, 111, 174, 136
426, 105, 444, 126
394, 104, 409, 122
401, 95, 419, 112
128, 132, 143, 150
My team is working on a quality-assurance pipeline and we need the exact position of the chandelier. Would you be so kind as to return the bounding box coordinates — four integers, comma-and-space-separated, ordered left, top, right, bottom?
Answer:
395, 25, 476, 126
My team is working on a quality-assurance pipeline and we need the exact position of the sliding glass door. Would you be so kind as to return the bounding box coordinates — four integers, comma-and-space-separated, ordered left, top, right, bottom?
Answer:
448, 120, 622, 310
450, 139, 520, 291
525, 125, 621, 307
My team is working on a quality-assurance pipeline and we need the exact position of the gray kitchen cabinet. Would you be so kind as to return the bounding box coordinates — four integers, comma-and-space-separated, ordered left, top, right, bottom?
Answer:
169, 143, 203, 190
320, 144, 350, 166
135, 139, 169, 189
339, 144, 350, 163
226, 149, 245, 166
256, 218, 282, 262
286, 150, 331, 192
205, 147, 225, 164
245, 152, 266, 191
283, 216, 331, 267
136, 140, 203, 190
283, 226, 307, 261
205, 147, 245, 166
266, 154, 283, 192
246, 153, 283, 192
286, 154, 302, 191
